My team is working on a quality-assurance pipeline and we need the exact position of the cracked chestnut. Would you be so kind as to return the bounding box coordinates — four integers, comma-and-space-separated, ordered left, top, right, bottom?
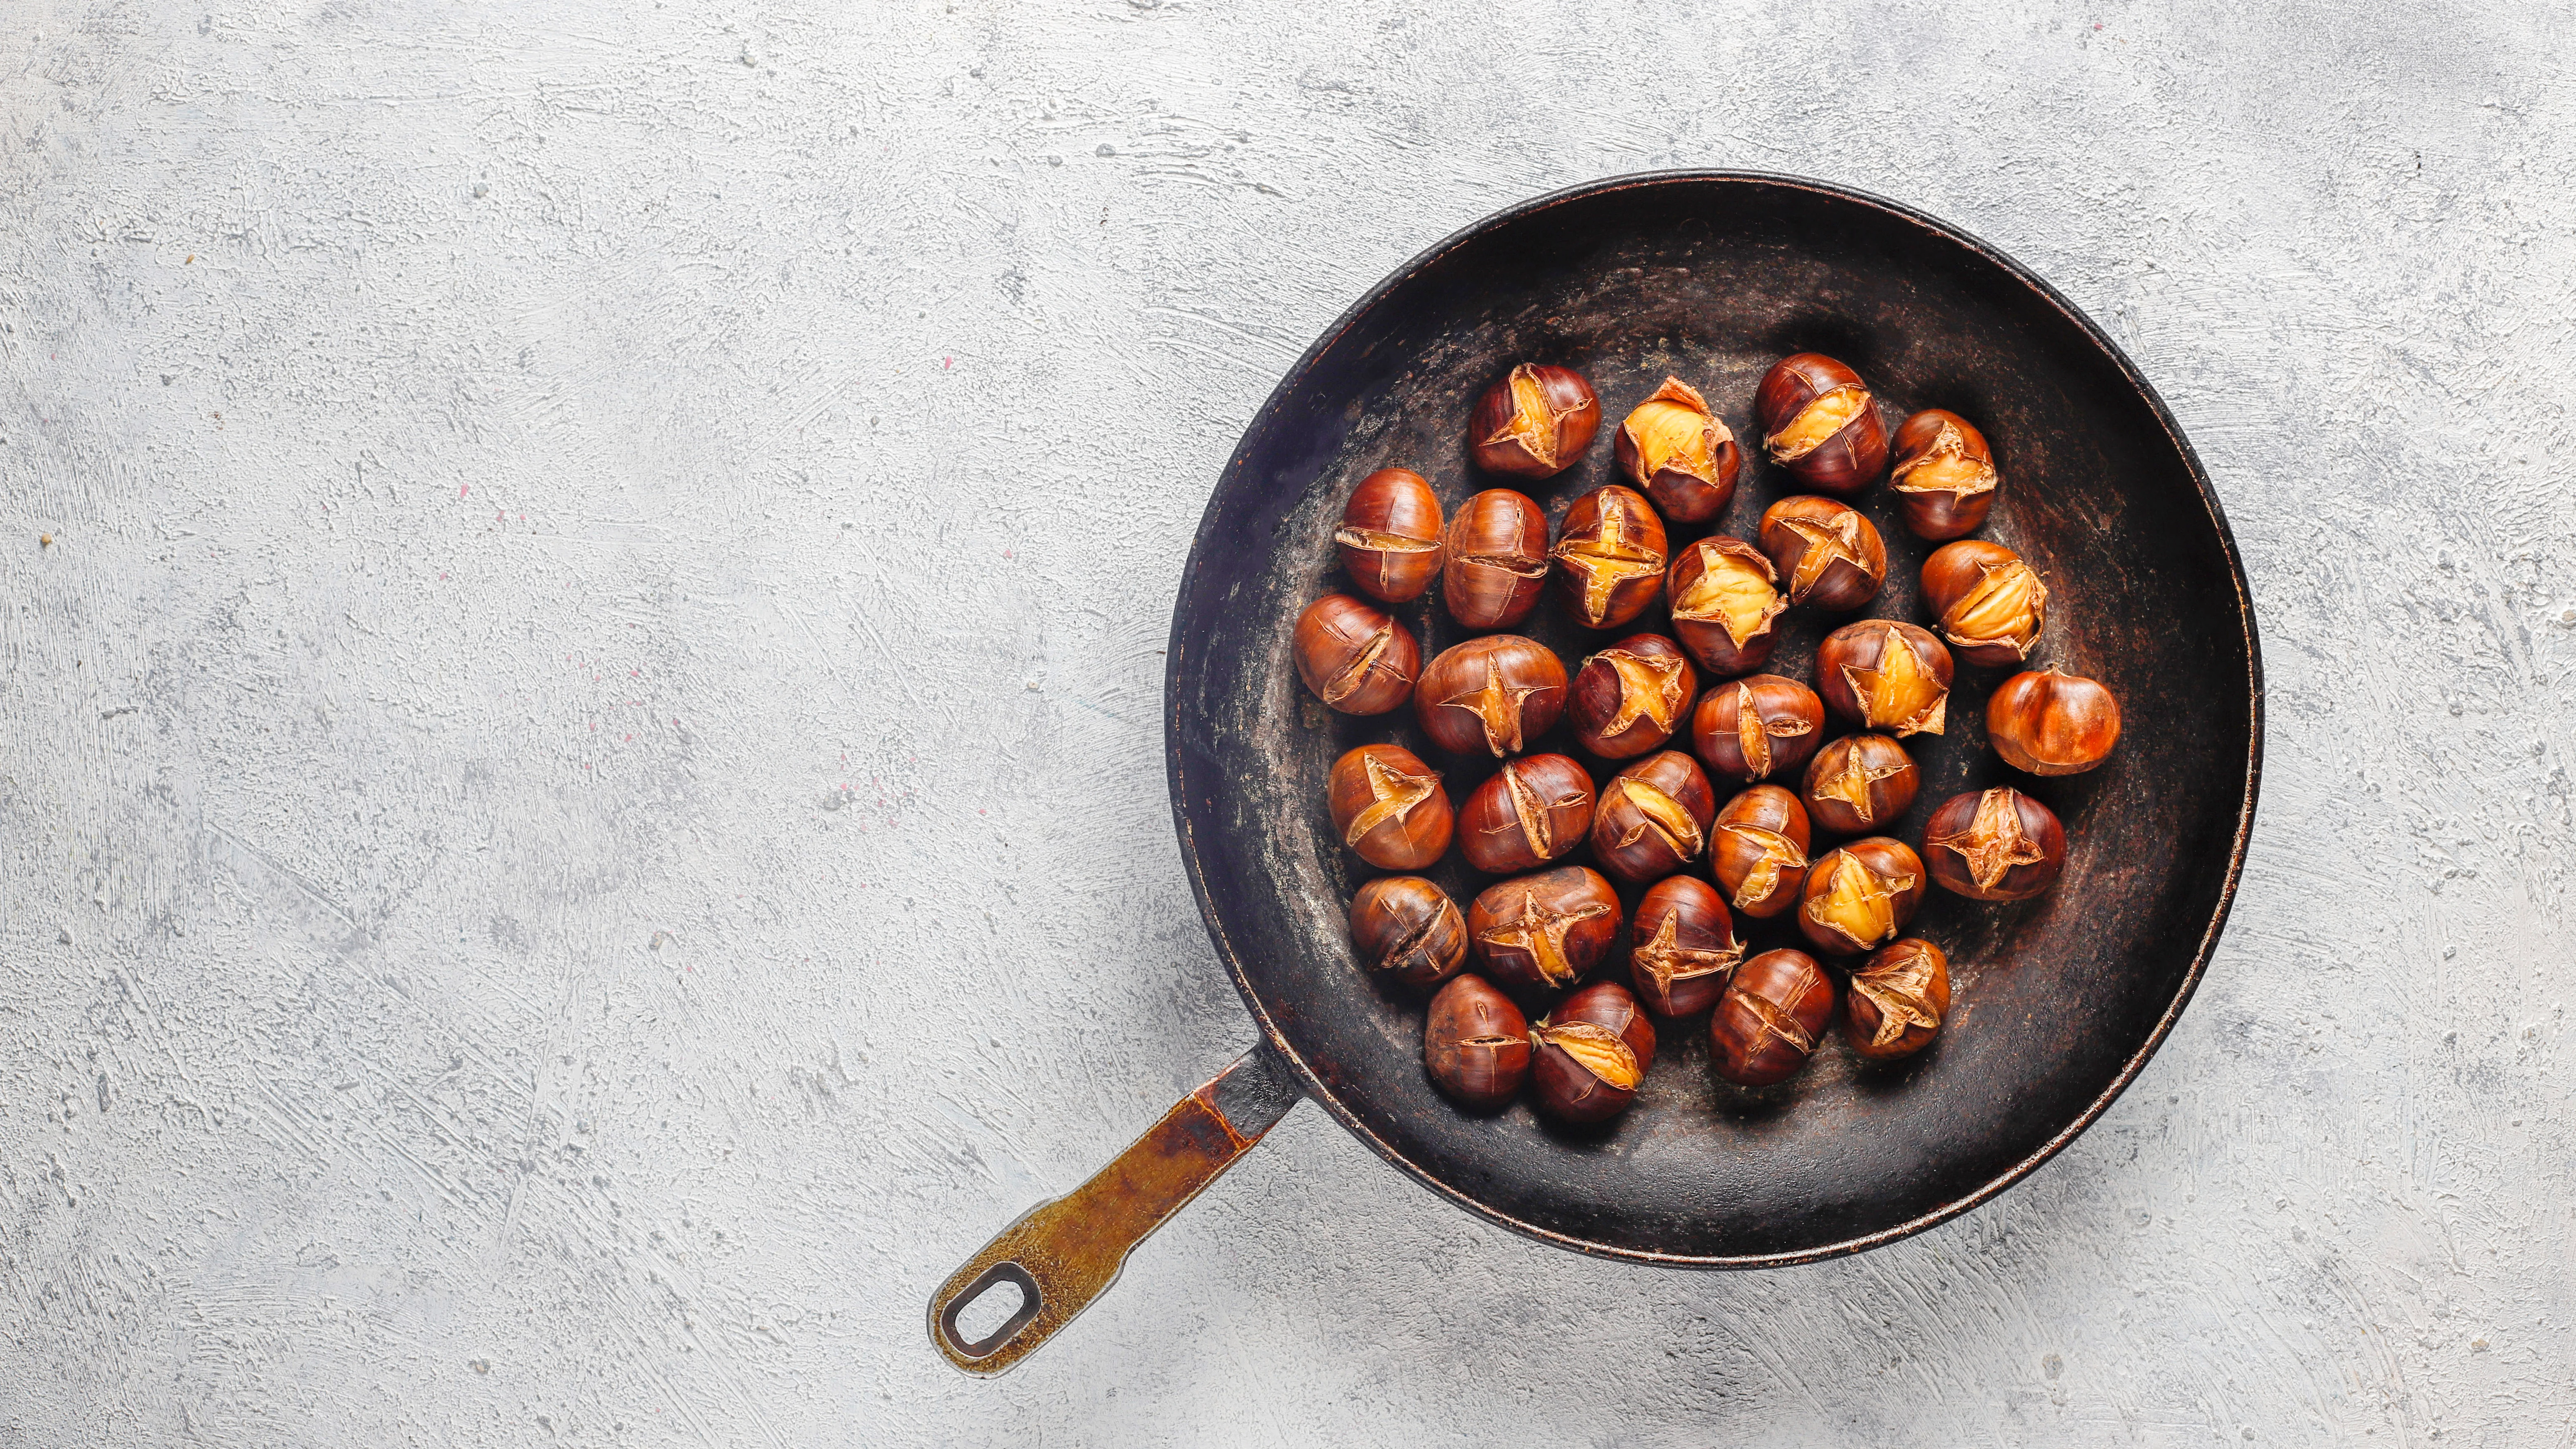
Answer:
1923, 786, 2066, 902
1799, 837, 1927, 956
1550, 485, 1667, 630
1986, 666, 2122, 776
1335, 468, 1444, 604
1440, 488, 1550, 630
1588, 749, 1717, 885
1691, 674, 1825, 785
1628, 876, 1741, 1017
1614, 377, 1740, 522
1920, 540, 2047, 667
1415, 635, 1568, 757
1327, 743, 1453, 871
1709, 948, 1835, 1087
1458, 753, 1594, 875
1710, 784, 1811, 919
1467, 865, 1622, 997
1756, 353, 1888, 495
1292, 594, 1420, 716
1470, 362, 1601, 479
1757, 495, 1886, 612
1801, 732, 1920, 838
1889, 410, 1998, 540
1347, 876, 1468, 989
1816, 620, 1953, 737
1569, 634, 1695, 760
1666, 536, 1786, 676
1845, 938, 1951, 1061
1424, 974, 1530, 1110
1530, 981, 1656, 1123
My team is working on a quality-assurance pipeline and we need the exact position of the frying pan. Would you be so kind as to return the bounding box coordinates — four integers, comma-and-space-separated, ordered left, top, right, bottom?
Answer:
929, 171, 2261, 1376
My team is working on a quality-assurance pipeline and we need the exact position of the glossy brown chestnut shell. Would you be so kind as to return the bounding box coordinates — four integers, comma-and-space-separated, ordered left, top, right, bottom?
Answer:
1923, 787, 2067, 902
1816, 620, 1954, 737
1457, 753, 1595, 875
1335, 468, 1445, 604
1569, 634, 1696, 760
1889, 410, 1998, 541
1327, 743, 1453, 871
1613, 377, 1740, 523
1440, 488, 1551, 630
1347, 876, 1469, 989
1801, 732, 1921, 838
1709, 784, 1812, 919
1466, 865, 1622, 997
1920, 539, 2048, 668
1986, 667, 2122, 776
1665, 536, 1786, 676
1690, 674, 1826, 785
1798, 837, 1927, 956
1757, 495, 1886, 612
1292, 594, 1420, 716
1709, 948, 1835, 1087
1470, 363, 1601, 479
1549, 485, 1667, 630
1628, 876, 1741, 1017
1414, 635, 1568, 758
1529, 981, 1656, 1123
1424, 974, 1530, 1110
1755, 353, 1888, 495
1587, 749, 1717, 886
1845, 938, 1952, 1061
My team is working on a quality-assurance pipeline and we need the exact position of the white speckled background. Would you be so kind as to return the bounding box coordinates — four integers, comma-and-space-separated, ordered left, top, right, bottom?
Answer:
4, 1, 2572, 1443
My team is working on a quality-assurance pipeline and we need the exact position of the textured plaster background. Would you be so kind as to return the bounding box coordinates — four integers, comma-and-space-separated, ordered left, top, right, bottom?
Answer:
3, 1, 2574, 1444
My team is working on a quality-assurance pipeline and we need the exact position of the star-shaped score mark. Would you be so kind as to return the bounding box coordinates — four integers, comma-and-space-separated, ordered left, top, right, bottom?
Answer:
1632, 912, 1742, 1003
1592, 648, 1688, 737
1852, 947, 1946, 1049
1317, 616, 1401, 707
1889, 419, 1999, 497
1342, 752, 1440, 848
1475, 887, 1613, 988
1484, 760, 1589, 862
1779, 511, 1871, 601
1813, 744, 1912, 825
1552, 501, 1664, 626
1926, 787, 2050, 891
1806, 850, 1917, 950
1486, 365, 1577, 470
1611, 778, 1705, 861
1437, 656, 1548, 756
1842, 624, 1948, 736
1731, 683, 1815, 778
1671, 544, 1786, 646
1718, 822, 1807, 910
1737, 983, 1819, 1054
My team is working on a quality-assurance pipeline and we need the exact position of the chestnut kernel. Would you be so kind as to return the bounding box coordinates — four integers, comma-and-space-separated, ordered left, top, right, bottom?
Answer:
1549, 485, 1667, 630
1816, 620, 1953, 737
1327, 743, 1454, 871
1629, 876, 1741, 1017
1440, 488, 1551, 630
1666, 536, 1787, 676
1755, 353, 1888, 495
1757, 495, 1887, 612
1920, 540, 2048, 667
1709, 784, 1812, 919
1613, 377, 1740, 523
1588, 749, 1718, 886
1801, 732, 1920, 838
1347, 876, 1468, 989
1470, 362, 1602, 479
1292, 594, 1420, 716
1569, 634, 1696, 760
1986, 666, 2122, 776
1424, 973, 1530, 1110
1415, 635, 1569, 758
1335, 468, 1444, 604
1467, 865, 1622, 997
1889, 410, 1998, 540
1458, 753, 1595, 875
1798, 837, 1926, 956
1690, 674, 1825, 785
1529, 981, 1655, 1123
1709, 948, 1835, 1087
1923, 787, 2067, 902
1845, 938, 1952, 1061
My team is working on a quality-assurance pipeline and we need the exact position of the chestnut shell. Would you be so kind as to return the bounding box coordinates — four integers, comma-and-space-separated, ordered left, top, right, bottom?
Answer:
1709, 783, 1813, 919
1326, 743, 1453, 871
1457, 753, 1595, 875
1466, 865, 1622, 997
1424, 974, 1530, 1110
1923, 787, 2067, 902
1664, 536, 1785, 677
1628, 876, 1740, 1018
1755, 353, 1888, 495
1758, 495, 1887, 612
1440, 489, 1551, 630
1709, 948, 1835, 1087
1986, 667, 2123, 776
1800, 732, 1921, 838
1414, 635, 1569, 758
1797, 836, 1927, 956
1845, 938, 1953, 1061
1335, 468, 1445, 604
1889, 409, 1998, 540
1347, 876, 1468, 989
1470, 363, 1601, 479
1529, 981, 1656, 1123
1549, 485, 1667, 630
1568, 634, 1696, 760
1292, 593, 1420, 716
1690, 674, 1826, 785
1587, 750, 1718, 886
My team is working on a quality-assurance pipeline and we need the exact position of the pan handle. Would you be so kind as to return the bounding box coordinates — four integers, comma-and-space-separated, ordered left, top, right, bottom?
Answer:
927, 1044, 1302, 1377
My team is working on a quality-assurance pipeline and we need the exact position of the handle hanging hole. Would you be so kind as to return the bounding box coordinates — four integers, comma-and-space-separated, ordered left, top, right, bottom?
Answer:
940, 1262, 1042, 1359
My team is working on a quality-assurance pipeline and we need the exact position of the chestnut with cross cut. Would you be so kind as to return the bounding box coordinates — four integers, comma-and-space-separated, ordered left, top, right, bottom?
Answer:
1920, 539, 2048, 668
1757, 495, 1886, 612
1923, 787, 2067, 902
1529, 981, 1656, 1123
1756, 353, 1888, 496
1326, 743, 1453, 871
1440, 488, 1551, 630
1550, 485, 1667, 630
1470, 362, 1601, 479
1458, 753, 1594, 875
1816, 620, 1953, 738
1335, 468, 1444, 604
1569, 634, 1696, 760
1889, 409, 1999, 541
1588, 749, 1717, 886
1845, 938, 1952, 1061
1799, 837, 1926, 956
1665, 536, 1786, 677
1467, 865, 1622, 997
1347, 876, 1468, 989
1628, 876, 1742, 1018
1292, 594, 1420, 716
1614, 376, 1740, 523
1709, 948, 1835, 1087
1424, 973, 1530, 1110
1710, 784, 1812, 919
1802, 732, 1920, 838
1415, 635, 1568, 758
1690, 674, 1825, 786
1987, 667, 2121, 776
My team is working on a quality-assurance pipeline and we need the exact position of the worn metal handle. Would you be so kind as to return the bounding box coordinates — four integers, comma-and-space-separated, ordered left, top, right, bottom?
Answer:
927, 1046, 1302, 1377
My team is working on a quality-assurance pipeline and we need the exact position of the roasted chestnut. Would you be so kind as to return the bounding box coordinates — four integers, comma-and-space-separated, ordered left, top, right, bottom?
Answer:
1588, 750, 1717, 885
1666, 537, 1786, 676
1569, 634, 1696, 760
1335, 468, 1444, 604
1614, 377, 1740, 523
1415, 635, 1568, 757
1801, 732, 1920, 838
1347, 876, 1468, 988
1923, 787, 2067, 902
1920, 540, 2047, 667
1458, 753, 1595, 875
1529, 981, 1655, 1123
1986, 666, 2122, 776
1328, 744, 1454, 871
1425, 974, 1530, 1110
1889, 410, 1998, 540
1757, 495, 1886, 611
1549, 485, 1667, 630
1470, 363, 1601, 479
1467, 865, 1622, 996
1292, 594, 1420, 716
1440, 488, 1551, 630
1845, 938, 1951, 1061
1709, 784, 1812, 919
1709, 949, 1834, 1087
1690, 675, 1825, 785
1629, 876, 1742, 1017
1798, 837, 1926, 956
1755, 353, 1888, 495
1816, 620, 1953, 737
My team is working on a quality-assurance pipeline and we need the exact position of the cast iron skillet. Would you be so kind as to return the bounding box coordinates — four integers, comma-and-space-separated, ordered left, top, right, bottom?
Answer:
931, 171, 2261, 1376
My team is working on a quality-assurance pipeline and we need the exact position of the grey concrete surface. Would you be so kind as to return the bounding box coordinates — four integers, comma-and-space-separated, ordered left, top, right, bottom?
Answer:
4, 1, 2573, 1444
